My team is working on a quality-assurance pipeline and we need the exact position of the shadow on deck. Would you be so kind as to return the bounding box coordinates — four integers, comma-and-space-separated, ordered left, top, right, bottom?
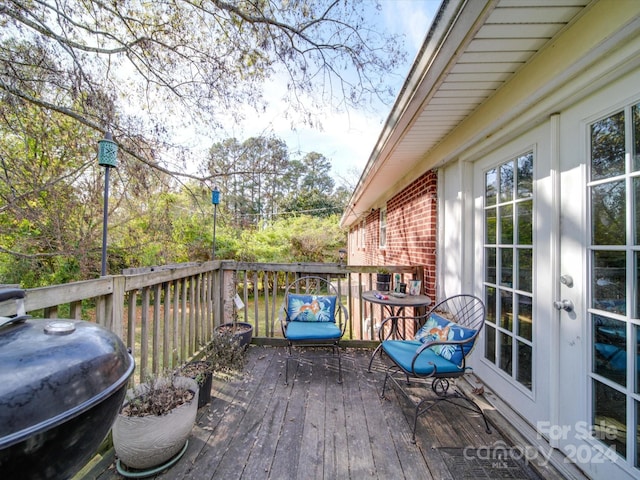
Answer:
80, 346, 583, 479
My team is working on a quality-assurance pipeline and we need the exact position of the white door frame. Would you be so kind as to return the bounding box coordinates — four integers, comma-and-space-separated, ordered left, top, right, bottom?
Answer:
471, 122, 553, 428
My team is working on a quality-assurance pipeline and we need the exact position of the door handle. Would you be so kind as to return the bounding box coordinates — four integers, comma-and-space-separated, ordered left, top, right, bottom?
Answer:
553, 299, 574, 312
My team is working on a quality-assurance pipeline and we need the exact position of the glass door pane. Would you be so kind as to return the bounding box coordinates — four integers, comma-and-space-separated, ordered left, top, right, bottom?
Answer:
484, 152, 534, 390
588, 105, 640, 466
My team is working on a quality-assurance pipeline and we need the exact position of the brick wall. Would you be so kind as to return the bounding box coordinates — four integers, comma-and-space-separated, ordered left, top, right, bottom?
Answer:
351, 169, 438, 300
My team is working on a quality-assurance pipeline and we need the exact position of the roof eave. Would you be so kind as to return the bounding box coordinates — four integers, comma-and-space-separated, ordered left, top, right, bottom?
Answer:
340, 0, 495, 228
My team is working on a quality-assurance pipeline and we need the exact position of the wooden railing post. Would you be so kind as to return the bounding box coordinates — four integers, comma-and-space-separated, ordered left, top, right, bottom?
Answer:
111, 275, 125, 338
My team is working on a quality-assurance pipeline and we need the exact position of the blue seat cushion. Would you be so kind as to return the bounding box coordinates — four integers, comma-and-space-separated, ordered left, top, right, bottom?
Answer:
414, 313, 477, 366
382, 340, 464, 376
286, 321, 342, 341
287, 294, 337, 322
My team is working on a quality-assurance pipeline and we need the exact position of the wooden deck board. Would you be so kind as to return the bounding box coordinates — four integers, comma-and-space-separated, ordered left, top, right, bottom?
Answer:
207, 356, 276, 479
179, 347, 273, 480
78, 345, 571, 480
342, 353, 377, 479
357, 364, 409, 480
367, 374, 433, 479
323, 356, 349, 480
267, 352, 312, 480
241, 351, 290, 479
298, 355, 329, 479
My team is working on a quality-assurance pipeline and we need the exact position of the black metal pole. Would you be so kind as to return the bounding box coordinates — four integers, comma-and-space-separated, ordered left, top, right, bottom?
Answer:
212, 203, 218, 259
101, 166, 110, 276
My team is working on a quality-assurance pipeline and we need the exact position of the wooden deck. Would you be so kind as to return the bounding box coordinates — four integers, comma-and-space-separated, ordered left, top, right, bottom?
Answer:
81, 346, 577, 480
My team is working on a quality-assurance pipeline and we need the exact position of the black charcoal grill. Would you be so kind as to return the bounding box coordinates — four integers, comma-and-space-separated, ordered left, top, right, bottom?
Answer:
0, 289, 134, 479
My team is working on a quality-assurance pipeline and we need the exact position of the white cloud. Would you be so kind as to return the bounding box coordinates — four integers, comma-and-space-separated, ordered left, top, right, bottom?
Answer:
387, 0, 439, 52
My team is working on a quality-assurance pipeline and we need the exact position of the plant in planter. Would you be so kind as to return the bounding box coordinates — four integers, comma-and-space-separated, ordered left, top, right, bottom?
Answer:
177, 359, 214, 409
177, 329, 248, 408
215, 294, 253, 348
205, 329, 248, 380
112, 374, 199, 476
376, 268, 392, 292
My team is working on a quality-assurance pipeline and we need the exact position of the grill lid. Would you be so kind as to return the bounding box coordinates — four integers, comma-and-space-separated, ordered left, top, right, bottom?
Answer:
0, 318, 134, 447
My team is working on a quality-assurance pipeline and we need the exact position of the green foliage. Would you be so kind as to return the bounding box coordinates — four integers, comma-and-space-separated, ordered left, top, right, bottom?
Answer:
0, 255, 39, 287
233, 214, 346, 263
284, 215, 346, 262
0, 102, 104, 285
207, 139, 346, 228
0, 132, 348, 286
237, 226, 290, 263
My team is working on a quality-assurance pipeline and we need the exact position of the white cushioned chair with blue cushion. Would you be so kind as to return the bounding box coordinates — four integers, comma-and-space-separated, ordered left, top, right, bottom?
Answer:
280, 276, 347, 385
379, 294, 491, 442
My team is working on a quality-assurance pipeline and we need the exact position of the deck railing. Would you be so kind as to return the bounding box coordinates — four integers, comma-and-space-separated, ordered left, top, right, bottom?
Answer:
0, 261, 423, 382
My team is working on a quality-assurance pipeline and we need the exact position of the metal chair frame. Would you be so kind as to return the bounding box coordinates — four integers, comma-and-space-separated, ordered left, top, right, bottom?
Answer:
379, 294, 491, 442
279, 276, 348, 385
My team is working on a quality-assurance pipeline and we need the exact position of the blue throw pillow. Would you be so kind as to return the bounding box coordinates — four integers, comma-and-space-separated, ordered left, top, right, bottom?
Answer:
287, 294, 337, 322
415, 313, 477, 366
415, 313, 447, 340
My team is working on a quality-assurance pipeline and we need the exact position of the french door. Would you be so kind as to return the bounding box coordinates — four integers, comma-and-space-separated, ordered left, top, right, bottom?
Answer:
470, 66, 640, 480
556, 101, 640, 479
473, 123, 553, 427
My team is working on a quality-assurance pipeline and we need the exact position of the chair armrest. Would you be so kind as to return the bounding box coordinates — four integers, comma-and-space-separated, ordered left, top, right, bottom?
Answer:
278, 304, 289, 336
337, 304, 348, 334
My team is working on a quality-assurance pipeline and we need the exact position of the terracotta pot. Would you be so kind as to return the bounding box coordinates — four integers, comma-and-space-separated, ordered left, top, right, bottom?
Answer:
112, 376, 198, 470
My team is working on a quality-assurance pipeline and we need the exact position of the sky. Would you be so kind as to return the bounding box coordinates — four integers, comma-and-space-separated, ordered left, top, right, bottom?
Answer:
210, 0, 442, 183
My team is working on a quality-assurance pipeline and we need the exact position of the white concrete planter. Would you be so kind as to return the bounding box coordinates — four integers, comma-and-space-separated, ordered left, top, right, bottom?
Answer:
112, 376, 199, 471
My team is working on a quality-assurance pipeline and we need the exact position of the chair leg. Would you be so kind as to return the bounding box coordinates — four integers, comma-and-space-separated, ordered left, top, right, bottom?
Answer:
412, 402, 421, 444
411, 395, 442, 444
383, 371, 492, 443
382, 368, 433, 444
380, 372, 389, 398
380, 365, 398, 399
284, 343, 292, 386
418, 385, 492, 435
447, 388, 491, 434
284, 356, 290, 386
367, 344, 382, 372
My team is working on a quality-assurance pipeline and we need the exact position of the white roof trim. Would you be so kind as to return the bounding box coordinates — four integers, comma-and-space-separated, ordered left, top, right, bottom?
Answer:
341, 0, 596, 228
